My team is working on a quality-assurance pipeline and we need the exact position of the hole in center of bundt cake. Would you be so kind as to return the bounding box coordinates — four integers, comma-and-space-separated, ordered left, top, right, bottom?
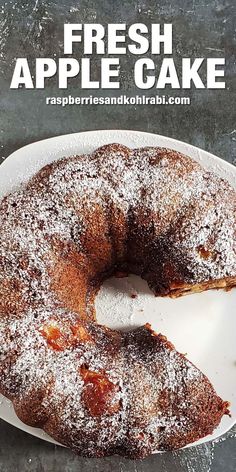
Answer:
95, 274, 153, 332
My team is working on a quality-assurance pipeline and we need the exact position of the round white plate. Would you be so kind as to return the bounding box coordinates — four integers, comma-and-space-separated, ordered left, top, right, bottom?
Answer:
0, 130, 236, 451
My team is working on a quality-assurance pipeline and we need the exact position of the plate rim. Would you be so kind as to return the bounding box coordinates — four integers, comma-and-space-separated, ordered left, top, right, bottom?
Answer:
1, 128, 236, 173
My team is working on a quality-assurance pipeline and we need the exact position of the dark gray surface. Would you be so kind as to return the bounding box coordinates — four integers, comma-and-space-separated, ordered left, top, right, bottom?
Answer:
0, 1, 236, 471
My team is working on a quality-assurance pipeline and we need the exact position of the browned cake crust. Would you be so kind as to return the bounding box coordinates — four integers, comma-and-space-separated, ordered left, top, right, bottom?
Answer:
0, 143, 234, 458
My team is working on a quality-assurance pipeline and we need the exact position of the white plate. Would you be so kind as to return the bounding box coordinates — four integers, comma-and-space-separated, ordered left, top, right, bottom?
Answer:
0, 130, 236, 451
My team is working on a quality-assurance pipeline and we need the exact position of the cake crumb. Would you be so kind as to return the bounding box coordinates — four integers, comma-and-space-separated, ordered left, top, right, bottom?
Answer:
115, 271, 128, 279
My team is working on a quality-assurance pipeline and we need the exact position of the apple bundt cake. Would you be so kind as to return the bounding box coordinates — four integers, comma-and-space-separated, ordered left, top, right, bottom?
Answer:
0, 143, 234, 458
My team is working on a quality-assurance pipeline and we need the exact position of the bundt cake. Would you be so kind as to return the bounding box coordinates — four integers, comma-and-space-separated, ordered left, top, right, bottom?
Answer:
0, 143, 235, 458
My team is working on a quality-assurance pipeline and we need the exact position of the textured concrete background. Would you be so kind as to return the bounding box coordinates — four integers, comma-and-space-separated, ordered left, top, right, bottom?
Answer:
0, 0, 236, 471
